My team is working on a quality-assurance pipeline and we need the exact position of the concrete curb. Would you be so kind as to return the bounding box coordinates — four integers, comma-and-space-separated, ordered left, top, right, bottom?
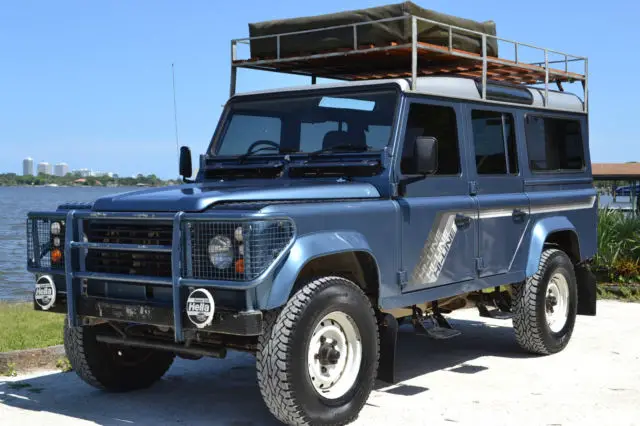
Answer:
0, 345, 65, 375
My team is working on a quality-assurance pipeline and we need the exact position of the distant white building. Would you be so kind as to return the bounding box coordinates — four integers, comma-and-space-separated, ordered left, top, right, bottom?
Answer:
37, 162, 52, 175
23, 157, 34, 176
54, 163, 69, 177
74, 168, 91, 177
90, 171, 114, 178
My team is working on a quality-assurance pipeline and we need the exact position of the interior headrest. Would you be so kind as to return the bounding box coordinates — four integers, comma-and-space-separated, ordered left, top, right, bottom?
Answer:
322, 129, 366, 149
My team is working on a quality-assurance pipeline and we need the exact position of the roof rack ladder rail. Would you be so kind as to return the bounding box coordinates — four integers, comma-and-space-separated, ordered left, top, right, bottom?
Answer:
515, 42, 519, 64
230, 39, 238, 97
544, 49, 549, 107
584, 58, 589, 113
353, 24, 358, 50
411, 16, 417, 90
481, 33, 487, 100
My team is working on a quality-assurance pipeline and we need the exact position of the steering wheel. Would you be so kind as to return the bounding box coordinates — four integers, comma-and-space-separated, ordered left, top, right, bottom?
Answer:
244, 140, 280, 155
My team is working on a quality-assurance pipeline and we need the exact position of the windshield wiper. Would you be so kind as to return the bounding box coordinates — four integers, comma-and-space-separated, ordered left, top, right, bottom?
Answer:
309, 144, 369, 158
237, 146, 297, 163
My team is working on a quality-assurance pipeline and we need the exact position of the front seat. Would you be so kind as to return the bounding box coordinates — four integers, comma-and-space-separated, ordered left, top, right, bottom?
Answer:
322, 129, 367, 150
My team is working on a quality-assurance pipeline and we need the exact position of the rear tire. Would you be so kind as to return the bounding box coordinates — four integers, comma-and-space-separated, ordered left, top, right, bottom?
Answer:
512, 248, 578, 355
257, 276, 379, 426
64, 321, 175, 392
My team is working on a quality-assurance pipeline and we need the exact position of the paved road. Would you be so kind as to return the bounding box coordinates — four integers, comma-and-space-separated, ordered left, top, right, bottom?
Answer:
1, 300, 638, 426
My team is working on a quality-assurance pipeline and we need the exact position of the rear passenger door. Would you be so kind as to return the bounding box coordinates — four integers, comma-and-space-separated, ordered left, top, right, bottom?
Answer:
465, 106, 530, 277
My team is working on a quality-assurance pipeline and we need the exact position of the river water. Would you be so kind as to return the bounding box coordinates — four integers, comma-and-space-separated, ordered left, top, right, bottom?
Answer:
0, 186, 633, 301
0, 186, 134, 301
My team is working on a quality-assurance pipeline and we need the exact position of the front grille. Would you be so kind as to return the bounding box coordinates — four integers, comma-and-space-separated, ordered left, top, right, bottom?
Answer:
84, 220, 172, 277
27, 217, 65, 269
184, 219, 295, 281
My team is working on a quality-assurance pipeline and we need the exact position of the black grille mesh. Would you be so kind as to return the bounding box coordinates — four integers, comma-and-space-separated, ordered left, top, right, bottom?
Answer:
84, 220, 173, 277
184, 220, 294, 281
27, 217, 65, 270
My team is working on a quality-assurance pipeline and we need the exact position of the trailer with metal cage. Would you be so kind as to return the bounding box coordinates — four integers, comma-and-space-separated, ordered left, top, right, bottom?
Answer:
26, 4, 595, 426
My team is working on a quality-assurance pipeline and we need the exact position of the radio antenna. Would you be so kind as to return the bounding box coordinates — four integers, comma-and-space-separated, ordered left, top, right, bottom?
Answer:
172, 63, 180, 159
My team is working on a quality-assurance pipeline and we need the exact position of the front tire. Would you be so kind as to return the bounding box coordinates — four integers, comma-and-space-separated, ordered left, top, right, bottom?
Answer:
512, 248, 578, 355
64, 322, 175, 392
257, 277, 379, 426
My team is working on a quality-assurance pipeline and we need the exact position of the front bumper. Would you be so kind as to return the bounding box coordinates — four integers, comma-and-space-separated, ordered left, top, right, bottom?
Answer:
28, 210, 293, 342
35, 296, 263, 336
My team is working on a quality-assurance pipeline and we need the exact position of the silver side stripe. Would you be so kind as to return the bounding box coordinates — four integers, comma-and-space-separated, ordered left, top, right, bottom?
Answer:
478, 196, 596, 219
478, 208, 526, 219
528, 196, 596, 215
409, 196, 596, 286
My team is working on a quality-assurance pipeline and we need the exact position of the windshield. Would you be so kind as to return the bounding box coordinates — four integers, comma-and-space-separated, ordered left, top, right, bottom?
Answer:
212, 89, 397, 157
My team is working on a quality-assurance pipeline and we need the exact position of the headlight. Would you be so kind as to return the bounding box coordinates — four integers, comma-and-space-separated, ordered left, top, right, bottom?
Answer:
207, 235, 233, 269
51, 222, 62, 235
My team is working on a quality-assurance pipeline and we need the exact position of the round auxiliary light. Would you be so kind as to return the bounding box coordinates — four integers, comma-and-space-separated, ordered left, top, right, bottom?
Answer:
207, 235, 234, 270
234, 226, 244, 242
50, 222, 62, 236
53, 237, 61, 247
34, 275, 57, 311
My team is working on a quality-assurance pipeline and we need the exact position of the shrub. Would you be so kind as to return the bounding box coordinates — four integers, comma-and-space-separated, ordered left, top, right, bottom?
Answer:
595, 209, 640, 282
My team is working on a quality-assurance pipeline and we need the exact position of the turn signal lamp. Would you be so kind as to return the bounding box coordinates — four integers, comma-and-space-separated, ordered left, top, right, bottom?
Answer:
235, 258, 245, 274
51, 248, 63, 264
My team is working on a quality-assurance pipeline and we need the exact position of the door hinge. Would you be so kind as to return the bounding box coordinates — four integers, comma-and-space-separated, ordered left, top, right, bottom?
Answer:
469, 180, 478, 195
397, 270, 408, 289
475, 257, 485, 272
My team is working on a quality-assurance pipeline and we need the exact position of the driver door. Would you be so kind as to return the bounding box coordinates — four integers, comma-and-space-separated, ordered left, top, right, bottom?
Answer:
398, 99, 477, 293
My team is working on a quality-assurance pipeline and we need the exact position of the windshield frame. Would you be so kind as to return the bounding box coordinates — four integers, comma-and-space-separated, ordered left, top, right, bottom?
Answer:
206, 83, 402, 160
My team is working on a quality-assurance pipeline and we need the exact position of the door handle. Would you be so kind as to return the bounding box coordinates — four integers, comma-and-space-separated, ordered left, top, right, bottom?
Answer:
512, 209, 527, 221
454, 214, 472, 229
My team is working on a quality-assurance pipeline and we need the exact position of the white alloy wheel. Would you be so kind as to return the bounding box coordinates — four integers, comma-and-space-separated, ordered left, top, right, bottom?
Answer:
545, 272, 570, 332
307, 311, 362, 400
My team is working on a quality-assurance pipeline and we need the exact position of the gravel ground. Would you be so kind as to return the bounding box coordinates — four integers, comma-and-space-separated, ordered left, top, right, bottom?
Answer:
1, 300, 638, 426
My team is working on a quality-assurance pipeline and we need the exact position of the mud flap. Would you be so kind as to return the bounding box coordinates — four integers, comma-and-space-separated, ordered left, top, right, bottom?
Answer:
377, 313, 398, 384
575, 263, 597, 316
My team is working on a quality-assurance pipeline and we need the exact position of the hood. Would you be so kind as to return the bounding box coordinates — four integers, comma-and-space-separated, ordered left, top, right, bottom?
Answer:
92, 181, 381, 212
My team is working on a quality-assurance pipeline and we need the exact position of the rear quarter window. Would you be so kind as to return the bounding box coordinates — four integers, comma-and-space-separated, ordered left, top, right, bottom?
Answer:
525, 115, 585, 172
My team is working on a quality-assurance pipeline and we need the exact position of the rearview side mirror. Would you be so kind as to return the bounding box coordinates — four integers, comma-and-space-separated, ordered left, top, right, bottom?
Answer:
414, 136, 438, 175
179, 146, 193, 180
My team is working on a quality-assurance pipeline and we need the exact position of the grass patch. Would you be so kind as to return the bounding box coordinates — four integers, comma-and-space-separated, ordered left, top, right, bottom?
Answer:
0, 302, 64, 352
597, 284, 640, 302
56, 356, 72, 372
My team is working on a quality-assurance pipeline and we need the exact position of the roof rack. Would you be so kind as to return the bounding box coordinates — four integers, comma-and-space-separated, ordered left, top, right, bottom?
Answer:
230, 15, 588, 113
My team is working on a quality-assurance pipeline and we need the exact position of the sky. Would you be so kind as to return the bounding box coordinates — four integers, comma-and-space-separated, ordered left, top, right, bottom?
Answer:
1, 0, 638, 178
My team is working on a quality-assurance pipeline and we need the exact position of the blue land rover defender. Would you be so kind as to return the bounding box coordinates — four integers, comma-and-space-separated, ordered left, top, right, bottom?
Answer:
27, 8, 596, 426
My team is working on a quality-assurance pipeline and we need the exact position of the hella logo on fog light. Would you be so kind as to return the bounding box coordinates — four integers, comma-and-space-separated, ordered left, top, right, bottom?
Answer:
35, 275, 57, 311
186, 288, 215, 329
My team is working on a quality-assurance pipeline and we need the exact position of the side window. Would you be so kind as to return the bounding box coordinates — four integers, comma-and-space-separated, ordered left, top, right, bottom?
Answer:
217, 115, 281, 155
401, 103, 460, 175
525, 116, 585, 171
471, 110, 518, 175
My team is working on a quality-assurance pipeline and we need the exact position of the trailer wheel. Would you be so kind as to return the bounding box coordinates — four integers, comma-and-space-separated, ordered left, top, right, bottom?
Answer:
512, 248, 578, 355
257, 276, 379, 426
64, 321, 175, 392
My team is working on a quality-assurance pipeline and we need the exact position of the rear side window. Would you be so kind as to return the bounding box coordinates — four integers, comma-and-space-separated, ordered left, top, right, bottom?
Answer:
401, 103, 460, 175
525, 116, 585, 171
471, 110, 518, 175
